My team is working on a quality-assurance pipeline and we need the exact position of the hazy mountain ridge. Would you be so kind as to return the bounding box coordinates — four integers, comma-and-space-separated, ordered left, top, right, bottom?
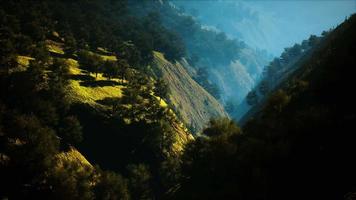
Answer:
129, 0, 271, 109
173, 0, 356, 56
174, 14, 356, 200
239, 31, 328, 123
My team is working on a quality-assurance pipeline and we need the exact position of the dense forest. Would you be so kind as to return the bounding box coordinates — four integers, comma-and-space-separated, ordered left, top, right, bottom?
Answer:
235, 32, 328, 120
0, 0, 188, 199
1, 0, 356, 199
128, 0, 271, 102
175, 14, 356, 199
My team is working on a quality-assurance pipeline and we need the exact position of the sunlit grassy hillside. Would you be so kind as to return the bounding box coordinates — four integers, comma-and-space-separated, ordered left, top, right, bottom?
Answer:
65, 58, 124, 109
153, 51, 228, 133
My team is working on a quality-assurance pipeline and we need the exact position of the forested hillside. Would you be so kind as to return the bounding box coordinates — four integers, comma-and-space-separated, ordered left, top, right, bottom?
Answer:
1, 0, 355, 199
0, 0, 193, 199
174, 14, 356, 200
129, 0, 271, 111
152, 52, 228, 133
237, 31, 328, 121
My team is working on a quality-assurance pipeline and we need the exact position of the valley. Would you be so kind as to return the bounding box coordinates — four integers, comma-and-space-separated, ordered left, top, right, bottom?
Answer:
0, 0, 355, 199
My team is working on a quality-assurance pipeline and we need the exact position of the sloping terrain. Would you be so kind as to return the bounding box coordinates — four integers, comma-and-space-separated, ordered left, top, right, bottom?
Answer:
65, 58, 124, 109
152, 52, 228, 133
174, 14, 356, 200
13, 38, 194, 168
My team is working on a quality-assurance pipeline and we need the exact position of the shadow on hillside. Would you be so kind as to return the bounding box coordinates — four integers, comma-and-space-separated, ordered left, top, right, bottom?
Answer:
96, 97, 121, 106
80, 80, 119, 87
68, 74, 96, 82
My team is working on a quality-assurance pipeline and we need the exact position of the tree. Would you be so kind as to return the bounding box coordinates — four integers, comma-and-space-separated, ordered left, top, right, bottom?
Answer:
117, 59, 129, 84
203, 118, 241, 137
178, 118, 240, 199
11, 115, 59, 172
31, 42, 50, 64
59, 116, 83, 145
118, 43, 142, 68
88, 54, 103, 78
0, 39, 17, 73
289, 43, 302, 57
103, 61, 119, 80
154, 78, 169, 101
246, 90, 258, 106
281, 48, 291, 63
264, 90, 290, 114
48, 160, 95, 200
26, 60, 49, 93
308, 35, 319, 47
224, 100, 236, 115
194, 68, 221, 99
146, 119, 175, 158
94, 169, 130, 200
259, 80, 270, 95
78, 51, 103, 78
301, 39, 309, 50
63, 33, 77, 56
127, 164, 153, 200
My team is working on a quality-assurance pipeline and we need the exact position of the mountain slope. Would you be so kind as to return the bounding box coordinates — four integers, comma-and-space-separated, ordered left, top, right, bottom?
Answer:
128, 0, 271, 107
241, 14, 356, 199
152, 52, 228, 133
175, 14, 356, 200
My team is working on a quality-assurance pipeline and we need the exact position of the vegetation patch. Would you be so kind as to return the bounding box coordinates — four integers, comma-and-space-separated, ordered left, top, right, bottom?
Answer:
66, 59, 124, 108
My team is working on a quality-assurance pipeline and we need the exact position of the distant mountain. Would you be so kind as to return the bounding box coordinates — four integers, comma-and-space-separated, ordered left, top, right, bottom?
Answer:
129, 0, 271, 115
173, 0, 355, 56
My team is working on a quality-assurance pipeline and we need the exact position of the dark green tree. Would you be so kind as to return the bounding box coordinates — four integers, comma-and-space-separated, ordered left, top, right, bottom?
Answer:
59, 116, 83, 145
259, 80, 270, 95
154, 78, 169, 101
246, 90, 258, 106
94, 169, 130, 200
118, 59, 129, 84
103, 61, 120, 80
78, 51, 103, 78
127, 164, 153, 200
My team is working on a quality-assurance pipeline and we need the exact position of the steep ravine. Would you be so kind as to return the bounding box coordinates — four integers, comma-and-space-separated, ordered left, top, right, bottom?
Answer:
152, 52, 228, 133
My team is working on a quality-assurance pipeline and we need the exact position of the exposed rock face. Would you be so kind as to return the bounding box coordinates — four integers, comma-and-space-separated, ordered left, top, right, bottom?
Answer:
152, 52, 228, 133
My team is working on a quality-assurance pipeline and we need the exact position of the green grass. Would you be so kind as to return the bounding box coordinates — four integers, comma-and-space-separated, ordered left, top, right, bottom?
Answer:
56, 147, 93, 170
66, 58, 124, 109
99, 55, 117, 61
17, 56, 34, 67
46, 40, 65, 55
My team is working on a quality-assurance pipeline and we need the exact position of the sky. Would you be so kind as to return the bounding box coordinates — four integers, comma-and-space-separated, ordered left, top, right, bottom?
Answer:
175, 0, 356, 56
242, 0, 356, 55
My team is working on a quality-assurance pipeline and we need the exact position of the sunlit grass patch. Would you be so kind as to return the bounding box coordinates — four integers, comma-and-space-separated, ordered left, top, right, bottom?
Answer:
16, 56, 34, 67
55, 147, 93, 170
67, 58, 124, 108
156, 97, 168, 107
97, 47, 111, 55
66, 58, 81, 74
68, 78, 123, 106
46, 40, 65, 55
99, 55, 117, 61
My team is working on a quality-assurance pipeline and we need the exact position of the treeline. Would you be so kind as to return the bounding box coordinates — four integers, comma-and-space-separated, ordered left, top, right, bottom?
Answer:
0, 0, 183, 199
0, 0, 185, 68
245, 31, 329, 107
128, 0, 249, 99
172, 14, 356, 199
